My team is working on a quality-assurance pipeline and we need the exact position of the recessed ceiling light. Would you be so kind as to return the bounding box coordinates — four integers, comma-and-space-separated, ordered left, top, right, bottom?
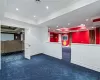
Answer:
92, 27, 94, 28
16, 8, 19, 11
46, 6, 49, 9
86, 19, 89, 21
68, 23, 70, 25
33, 16, 36, 18
80, 24, 85, 26
57, 29, 60, 31
57, 26, 58, 27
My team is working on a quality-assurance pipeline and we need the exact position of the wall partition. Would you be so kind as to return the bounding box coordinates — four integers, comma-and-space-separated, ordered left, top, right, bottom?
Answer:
70, 28, 100, 72
71, 43, 100, 72
44, 42, 62, 59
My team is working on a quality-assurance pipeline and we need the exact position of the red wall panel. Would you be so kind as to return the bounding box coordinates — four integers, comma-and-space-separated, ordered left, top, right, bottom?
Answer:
72, 31, 89, 44
50, 32, 58, 42
96, 28, 100, 44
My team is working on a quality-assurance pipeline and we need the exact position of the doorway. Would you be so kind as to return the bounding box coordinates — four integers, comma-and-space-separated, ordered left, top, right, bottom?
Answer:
1, 25, 25, 63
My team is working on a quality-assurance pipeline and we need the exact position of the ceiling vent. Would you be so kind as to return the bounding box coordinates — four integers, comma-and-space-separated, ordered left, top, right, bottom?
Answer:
35, 0, 41, 2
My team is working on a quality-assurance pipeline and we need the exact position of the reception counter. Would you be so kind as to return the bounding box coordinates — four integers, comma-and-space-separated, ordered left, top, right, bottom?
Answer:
1, 40, 24, 54
71, 43, 100, 72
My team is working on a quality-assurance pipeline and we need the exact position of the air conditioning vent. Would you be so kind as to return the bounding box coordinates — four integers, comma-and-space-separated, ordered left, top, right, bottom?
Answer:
35, 0, 41, 2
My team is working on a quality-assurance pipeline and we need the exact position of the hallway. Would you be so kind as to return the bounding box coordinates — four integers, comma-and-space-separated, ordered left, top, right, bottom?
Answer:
0, 53, 100, 80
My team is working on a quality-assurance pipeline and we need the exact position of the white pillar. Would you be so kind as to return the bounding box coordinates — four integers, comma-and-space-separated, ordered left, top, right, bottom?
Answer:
58, 34, 62, 43
48, 32, 50, 42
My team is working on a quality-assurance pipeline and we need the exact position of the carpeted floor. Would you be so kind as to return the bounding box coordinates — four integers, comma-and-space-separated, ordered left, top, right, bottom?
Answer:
0, 52, 100, 80
62, 47, 71, 62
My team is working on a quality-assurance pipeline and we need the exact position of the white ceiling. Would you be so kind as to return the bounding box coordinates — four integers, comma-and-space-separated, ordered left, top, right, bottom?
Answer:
5, 0, 77, 21
3, 0, 100, 28
40, 0, 100, 28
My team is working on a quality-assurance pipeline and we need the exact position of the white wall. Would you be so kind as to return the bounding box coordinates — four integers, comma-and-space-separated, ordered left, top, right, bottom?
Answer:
48, 32, 50, 42
25, 27, 42, 59
25, 26, 62, 59
71, 43, 100, 72
44, 42, 62, 59
40, 27, 62, 59
1, 18, 62, 60
1, 33, 14, 41
40, 27, 48, 43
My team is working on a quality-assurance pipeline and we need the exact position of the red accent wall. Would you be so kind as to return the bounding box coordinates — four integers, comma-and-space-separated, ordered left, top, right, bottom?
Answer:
50, 32, 58, 42
72, 31, 89, 44
96, 28, 100, 44
49, 28, 100, 45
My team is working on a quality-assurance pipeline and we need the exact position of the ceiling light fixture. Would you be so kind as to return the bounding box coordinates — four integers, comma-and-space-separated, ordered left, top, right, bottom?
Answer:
57, 26, 58, 27
46, 6, 49, 9
80, 24, 85, 26
36, 0, 40, 1
86, 19, 89, 21
92, 27, 94, 28
16, 8, 19, 11
68, 23, 70, 25
33, 16, 36, 18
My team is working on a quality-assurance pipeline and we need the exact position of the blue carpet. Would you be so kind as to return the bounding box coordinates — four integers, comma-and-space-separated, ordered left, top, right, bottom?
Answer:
62, 47, 71, 62
0, 53, 100, 80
